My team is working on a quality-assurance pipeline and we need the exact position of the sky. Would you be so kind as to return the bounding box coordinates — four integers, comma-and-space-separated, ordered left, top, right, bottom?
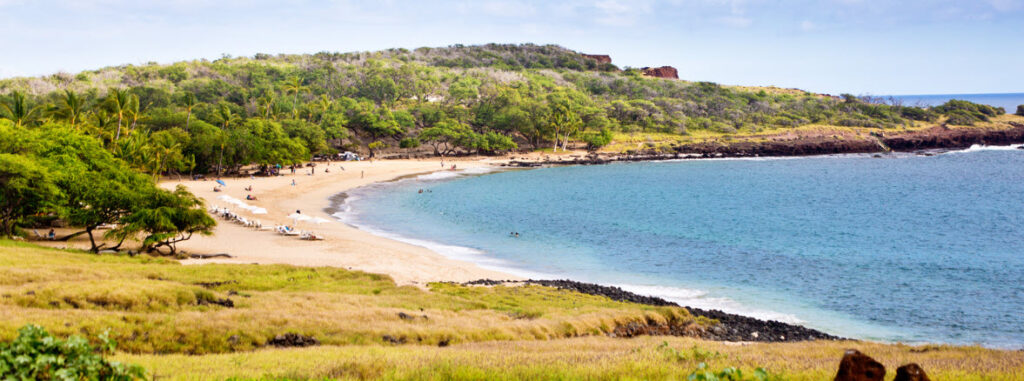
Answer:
1, 0, 1022, 95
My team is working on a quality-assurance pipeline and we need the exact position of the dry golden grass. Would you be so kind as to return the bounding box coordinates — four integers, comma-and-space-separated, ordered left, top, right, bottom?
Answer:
117, 336, 1024, 380
0, 240, 701, 355
5, 240, 1024, 380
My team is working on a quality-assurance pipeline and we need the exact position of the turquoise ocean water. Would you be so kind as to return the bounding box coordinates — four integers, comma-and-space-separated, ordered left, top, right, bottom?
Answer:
335, 146, 1024, 348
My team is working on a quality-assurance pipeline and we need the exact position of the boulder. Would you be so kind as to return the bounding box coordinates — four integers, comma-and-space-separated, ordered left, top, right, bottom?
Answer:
893, 363, 930, 381
834, 349, 885, 381
641, 66, 679, 79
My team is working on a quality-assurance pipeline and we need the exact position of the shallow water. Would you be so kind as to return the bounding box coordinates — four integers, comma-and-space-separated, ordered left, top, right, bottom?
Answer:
336, 146, 1024, 347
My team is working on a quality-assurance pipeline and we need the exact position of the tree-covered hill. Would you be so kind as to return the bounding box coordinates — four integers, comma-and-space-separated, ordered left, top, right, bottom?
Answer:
0, 43, 1011, 175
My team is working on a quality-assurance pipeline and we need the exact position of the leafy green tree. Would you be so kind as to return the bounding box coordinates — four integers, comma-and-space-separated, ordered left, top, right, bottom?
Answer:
114, 185, 215, 256
367, 140, 388, 158
0, 153, 58, 237
582, 127, 614, 151
0, 324, 146, 380
448, 77, 481, 106
419, 119, 473, 156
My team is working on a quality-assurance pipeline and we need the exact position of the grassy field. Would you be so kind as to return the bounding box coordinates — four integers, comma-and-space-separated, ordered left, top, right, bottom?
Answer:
3, 240, 1023, 380
117, 337, 1024, 380
0, 240, 702, 355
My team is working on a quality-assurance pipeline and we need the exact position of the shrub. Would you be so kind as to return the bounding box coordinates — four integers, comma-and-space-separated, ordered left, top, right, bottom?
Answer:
399, 137, 421, 149
945, 109, 980, 126
1016, 104, 1024, 116
0, 325, 145, 380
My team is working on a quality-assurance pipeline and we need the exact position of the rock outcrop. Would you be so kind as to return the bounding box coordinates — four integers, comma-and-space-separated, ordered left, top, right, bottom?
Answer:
463, 279, 841, 343
641, 66, 679, 79
834, 349, 886, 381
582, 54, 612, 64
267, 333, 319, 347
882, 124, 1024, 151
893, 363, 930, 381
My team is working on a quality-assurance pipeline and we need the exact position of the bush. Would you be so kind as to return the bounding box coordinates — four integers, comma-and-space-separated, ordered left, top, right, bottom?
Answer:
945, 109, 980, 126
1016, 104, 1024, 116
0, 325, 145, 380
399, 137, 421, 149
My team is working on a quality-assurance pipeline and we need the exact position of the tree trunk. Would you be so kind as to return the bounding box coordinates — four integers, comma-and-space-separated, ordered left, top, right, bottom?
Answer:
185, 110, 192, 132
114, 115, 123, 142
86, 227, 99, 253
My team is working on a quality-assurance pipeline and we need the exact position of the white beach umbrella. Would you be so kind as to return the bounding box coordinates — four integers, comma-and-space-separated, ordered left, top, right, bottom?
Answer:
288, 213, 311, 222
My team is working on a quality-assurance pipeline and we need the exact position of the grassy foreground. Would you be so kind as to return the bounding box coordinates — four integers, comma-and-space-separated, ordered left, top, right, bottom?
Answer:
2, 240, 1023, 380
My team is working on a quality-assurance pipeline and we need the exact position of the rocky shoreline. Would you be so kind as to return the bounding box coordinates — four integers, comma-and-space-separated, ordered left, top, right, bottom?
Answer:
503, 123, 1024, 167
464, 279, 843, 343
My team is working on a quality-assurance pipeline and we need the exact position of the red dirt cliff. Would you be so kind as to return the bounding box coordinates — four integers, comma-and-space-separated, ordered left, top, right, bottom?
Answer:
641, 66, 679, 79
582, 54, 612, 64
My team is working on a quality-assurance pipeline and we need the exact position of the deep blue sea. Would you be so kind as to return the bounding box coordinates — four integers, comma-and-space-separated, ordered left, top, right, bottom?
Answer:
888, 92, 1024, 112
336, 146, 1024, 347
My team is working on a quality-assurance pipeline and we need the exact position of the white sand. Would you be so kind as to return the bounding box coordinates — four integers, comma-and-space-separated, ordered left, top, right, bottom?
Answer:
162, 158, 522, 286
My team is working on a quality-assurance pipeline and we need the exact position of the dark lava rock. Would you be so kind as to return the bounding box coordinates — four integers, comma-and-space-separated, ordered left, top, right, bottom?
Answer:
397, 312, 414, 321
197, 297, 234, 308
195, 280, 238, 288
834, 349, 885, 381
463, 278, 842, 343
382, 335, 406, 345
268, 333, 319, 347
893, 363, 930, 381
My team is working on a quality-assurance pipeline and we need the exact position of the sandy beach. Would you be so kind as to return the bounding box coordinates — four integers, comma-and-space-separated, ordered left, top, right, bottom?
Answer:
157, 157, 523, 286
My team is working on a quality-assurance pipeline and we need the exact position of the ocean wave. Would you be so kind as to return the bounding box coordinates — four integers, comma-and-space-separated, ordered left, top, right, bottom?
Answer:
614, 283, 805, 324
945, 143, 1023, 154
416, 166, 500, 181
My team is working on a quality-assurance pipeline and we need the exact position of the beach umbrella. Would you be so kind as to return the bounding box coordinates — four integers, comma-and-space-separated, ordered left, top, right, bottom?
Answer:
216, 179, 226, 186
288, 213, 311, 222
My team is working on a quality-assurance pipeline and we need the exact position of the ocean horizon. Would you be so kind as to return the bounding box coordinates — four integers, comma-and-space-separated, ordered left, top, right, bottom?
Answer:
885, 92, 1024, 112
336, 145, 1024, 349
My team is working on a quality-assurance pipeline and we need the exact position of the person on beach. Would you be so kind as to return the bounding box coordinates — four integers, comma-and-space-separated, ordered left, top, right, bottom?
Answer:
291, 179, 296, 186
47, 229, 55, 240
361, 170, 364, 179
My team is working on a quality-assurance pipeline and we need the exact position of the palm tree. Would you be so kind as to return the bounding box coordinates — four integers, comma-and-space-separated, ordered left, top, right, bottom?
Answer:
257, 94, 276, 119
106, 89, 131, 142
216, 103, 240, 129
0, 91, 42, 127
282, 77, 307, 116
181, 92, 197, 131
313, 94, 332, 123
56, 90, 86, 130
126, 94, 144, 135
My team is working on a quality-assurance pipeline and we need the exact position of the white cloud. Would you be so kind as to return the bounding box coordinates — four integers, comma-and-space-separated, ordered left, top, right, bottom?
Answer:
800, 20, 815, 31
988, 0, 1022, 11
718, 15, 751, 28
588, 0, 654, 26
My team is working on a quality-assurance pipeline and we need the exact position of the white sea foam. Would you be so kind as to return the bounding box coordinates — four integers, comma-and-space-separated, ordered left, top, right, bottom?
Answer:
614, 284, 805, 324
415, 166, 500, 181
945, 143, 1023, 154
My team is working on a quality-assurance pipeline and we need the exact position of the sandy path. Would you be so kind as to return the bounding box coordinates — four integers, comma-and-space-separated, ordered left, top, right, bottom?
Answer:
162, 158, 520, 286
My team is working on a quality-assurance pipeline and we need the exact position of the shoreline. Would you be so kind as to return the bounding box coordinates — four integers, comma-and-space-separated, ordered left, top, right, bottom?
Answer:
148, 139, 1024, 345
161, 158, 521, 286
